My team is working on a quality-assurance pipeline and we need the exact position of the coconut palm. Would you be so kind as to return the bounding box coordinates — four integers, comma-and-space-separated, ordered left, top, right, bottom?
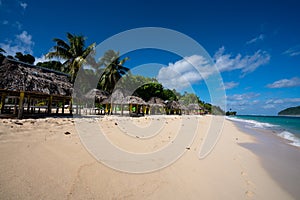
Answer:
98, 50, 129, 93
46, 33, 95, 82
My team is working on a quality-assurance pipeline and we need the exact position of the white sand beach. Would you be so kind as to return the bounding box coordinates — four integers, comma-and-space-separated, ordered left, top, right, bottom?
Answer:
0, 115, 298, 200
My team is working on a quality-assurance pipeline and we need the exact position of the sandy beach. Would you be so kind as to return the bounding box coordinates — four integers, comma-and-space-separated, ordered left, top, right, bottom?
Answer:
0, 115, 299, 200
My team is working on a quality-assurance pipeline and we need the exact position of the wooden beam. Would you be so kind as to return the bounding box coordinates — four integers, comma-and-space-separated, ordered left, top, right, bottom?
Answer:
18, 91, 25, 119
0, 93, 6, 114
48, 95, 53, 114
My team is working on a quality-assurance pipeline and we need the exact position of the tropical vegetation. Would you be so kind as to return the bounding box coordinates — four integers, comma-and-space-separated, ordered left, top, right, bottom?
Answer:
46, 33, 95, 83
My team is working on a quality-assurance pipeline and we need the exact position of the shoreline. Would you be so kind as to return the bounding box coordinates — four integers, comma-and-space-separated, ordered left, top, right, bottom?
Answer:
0, 115, 298, 199
230, 119, 300, 199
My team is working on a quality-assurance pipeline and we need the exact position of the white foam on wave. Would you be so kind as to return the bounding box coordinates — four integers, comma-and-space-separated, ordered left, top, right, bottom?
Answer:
226, 117, 278, 129
278, 131, 300, 147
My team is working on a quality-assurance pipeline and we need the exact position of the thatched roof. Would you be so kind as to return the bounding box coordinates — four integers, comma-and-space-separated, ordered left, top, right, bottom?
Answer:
85, 89, 109, 101
123, 96, 147, 105
0, 58, 73, 96
188, 103, 201, 110
147, 97, 165, 107
166, 100, 181, 109
110, 89, 125, 104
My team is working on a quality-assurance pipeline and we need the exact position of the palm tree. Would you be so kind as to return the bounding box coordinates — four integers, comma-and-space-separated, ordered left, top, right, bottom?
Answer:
46, 33, 95, 82
98, 50, 129, 93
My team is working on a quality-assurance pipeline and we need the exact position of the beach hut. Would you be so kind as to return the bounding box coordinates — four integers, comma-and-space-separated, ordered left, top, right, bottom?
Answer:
188, 103, 201, 115
147, 97, 165, 115
123, 95, 148, 117
165, 100, 182, 115
84, 89, 109, 114
0, 58, 73, 118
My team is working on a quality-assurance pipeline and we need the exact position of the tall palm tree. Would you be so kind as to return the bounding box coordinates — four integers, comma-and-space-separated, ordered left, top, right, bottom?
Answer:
46, 33, 95, 82
98, 50, 129, 93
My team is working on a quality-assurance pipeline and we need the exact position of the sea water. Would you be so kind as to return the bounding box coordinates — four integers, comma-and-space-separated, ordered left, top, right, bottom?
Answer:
227, 115, 300, 147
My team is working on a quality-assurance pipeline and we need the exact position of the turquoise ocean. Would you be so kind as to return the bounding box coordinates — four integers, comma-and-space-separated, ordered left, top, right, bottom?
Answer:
227, 115, 300, 147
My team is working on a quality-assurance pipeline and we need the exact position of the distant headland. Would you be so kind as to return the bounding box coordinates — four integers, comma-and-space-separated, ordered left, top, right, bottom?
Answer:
278, 106, 300, 116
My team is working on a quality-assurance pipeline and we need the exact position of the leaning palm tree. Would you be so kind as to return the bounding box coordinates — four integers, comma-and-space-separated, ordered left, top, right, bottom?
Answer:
98, 50, 129, 93
46, 33, 95, 82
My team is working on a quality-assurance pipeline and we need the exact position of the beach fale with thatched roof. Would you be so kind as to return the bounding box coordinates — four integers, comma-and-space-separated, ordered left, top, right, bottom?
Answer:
0, 58, 73, 118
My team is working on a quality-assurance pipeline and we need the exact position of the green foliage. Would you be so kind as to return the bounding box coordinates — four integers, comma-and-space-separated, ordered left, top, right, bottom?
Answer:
226, 111, 237, 116
278, 106, 300, 115
14, 52, 35, 64
98, 50, 129, 93
36, 61, 64, 72
211, 105, 225, 115
46, 33, 96, 83
162, 89, 178, 101
134, 82, 164, 101
178, 92, 200, 105
0, 48, 6, 63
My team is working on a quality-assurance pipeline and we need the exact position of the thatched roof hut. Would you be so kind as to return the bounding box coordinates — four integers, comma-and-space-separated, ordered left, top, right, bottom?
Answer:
123, 96, 147, 105
85, 89, 109, 102
0, 58, 72, 95
147, 97, 165, 106
165, 100, 182, 115
0, 58, 73, 118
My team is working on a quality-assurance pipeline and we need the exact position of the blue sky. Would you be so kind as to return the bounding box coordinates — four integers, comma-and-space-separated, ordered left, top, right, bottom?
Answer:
1, 0, 300, 115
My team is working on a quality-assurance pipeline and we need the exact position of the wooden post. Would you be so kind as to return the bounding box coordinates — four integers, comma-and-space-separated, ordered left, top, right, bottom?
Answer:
27, 95, 31, 113
48, 95, 52, 114
62, 99, 65, 114
0, 93, 6, 114
18, 92, 25, 119
129, 104, 132, 114
69, 99, 73, 114
13, 98, 17, 114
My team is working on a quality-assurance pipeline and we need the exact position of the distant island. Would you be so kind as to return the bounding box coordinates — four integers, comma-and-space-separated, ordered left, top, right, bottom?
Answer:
278, 106, 300, 116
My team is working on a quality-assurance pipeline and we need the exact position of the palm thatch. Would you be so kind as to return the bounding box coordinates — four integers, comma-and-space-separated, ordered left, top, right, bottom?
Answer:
0, 58, 72, 96
147, 97, 165, 107
123, 96, 147, 105
85, 89, 109, 102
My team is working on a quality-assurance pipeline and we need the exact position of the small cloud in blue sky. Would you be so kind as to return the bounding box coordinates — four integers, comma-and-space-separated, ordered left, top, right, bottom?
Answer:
2, 20, 8, 25
283, 46, 300, 57
224, 81, 239, 90
263, 98, 300, 109
266, 77, 300, 88
0, 30, 34, 55
214, 46, 270, 77
227, 92, 260, 101
246, 34, 265, 45
19, 2, 27, 10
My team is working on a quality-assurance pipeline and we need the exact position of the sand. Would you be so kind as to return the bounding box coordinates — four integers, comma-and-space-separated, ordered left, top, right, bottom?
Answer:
0, 115, 298, 200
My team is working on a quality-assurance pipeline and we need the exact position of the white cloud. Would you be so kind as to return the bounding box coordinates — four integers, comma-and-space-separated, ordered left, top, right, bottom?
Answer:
214, 46, 270, 77
283, 46, 300, 57
224, 81, 239, 90
227, 92, 260, 101
266, 98, 300, 104
263, 98, 300, 110
156, 47, 270, 91
266, 77, 300, 88
157, 55, 212, 90
0, 31, 34, 55
34, 55, 66, 65
2, 20, 8, 25
19, 2, 27, 10
246, 34, 265, 45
